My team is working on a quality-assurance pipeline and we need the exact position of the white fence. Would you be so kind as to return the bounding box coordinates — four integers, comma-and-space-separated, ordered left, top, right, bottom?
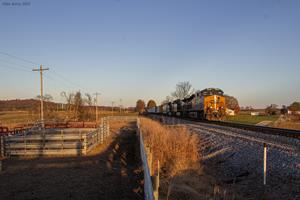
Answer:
137, 118, 159, 200
137, 118, 155, 200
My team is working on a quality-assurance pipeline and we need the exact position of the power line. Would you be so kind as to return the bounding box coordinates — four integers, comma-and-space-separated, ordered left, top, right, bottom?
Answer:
49, 70, 89, 92
0, 51, 39, 65
0, 58, 33, 70
44, 73, 83, 92
0, 51, 91, 93
50, 70, 84, 88
0, 64, 32, 73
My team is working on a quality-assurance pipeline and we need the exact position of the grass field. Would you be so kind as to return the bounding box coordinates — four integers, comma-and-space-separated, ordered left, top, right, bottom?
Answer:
0, 110, 138, 129
0, 111, 39, 128
225, 114, 279, 125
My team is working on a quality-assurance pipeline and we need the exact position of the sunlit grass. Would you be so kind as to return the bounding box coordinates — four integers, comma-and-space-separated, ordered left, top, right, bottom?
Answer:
140, 117, 201, 177
226, 114, 279, 125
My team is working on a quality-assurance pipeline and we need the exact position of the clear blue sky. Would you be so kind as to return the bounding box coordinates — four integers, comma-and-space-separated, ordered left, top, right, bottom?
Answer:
0, 0, 299, 108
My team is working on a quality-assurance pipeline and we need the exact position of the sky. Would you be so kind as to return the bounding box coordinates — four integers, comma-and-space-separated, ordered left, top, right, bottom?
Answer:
0, 0, 299, 108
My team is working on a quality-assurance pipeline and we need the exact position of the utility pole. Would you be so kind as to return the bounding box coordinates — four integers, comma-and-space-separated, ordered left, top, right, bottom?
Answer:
94, 92, 101, 123
119, 98, 122, 113
33, 65, 49, 128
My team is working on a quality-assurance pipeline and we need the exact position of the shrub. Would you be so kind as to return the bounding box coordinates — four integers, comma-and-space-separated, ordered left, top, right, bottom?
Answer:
140, 118, 200, 177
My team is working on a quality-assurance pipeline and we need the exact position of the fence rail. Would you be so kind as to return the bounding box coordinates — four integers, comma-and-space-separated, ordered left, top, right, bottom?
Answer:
0, 117, 110, 157
107, 115, 138, 122
0, 115, 159, 200
0, 121, 99, 136
137, 118, 159, 200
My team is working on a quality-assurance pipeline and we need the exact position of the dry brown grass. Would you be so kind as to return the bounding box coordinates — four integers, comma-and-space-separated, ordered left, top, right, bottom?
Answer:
140, 117, 201, 178
273, 121, 300, 130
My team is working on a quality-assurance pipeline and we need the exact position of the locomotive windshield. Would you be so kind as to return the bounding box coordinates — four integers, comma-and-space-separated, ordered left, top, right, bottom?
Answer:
200, 88, 224, 96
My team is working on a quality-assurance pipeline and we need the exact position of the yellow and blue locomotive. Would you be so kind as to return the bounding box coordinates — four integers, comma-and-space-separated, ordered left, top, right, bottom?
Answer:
154, 88, 226, 120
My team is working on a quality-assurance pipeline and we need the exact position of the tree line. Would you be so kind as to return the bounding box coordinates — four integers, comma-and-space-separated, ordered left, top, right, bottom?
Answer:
265, 102, 300, 115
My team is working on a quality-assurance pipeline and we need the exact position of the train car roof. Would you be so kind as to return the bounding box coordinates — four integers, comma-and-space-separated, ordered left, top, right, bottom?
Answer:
172, 99, 181, 103
199, 88, 224, 95
182, 94, 195, 102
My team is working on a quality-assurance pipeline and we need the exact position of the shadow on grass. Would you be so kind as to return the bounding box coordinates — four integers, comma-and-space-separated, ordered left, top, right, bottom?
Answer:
0, 122, 143, 200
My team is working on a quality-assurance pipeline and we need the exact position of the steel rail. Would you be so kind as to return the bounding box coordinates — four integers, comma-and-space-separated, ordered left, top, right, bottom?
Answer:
145, 114, 300, 139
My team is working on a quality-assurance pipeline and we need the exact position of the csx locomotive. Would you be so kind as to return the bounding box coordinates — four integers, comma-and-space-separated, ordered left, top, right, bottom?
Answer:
148, 88, 226, 120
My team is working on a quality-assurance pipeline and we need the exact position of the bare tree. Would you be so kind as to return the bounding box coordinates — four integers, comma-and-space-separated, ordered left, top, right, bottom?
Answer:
162, 96, 173, 104
60, 91, 74, 113
84, 93, 93, 106
73, 91, 83, 120
84, 93, 94, 120
171, 81, 194, 99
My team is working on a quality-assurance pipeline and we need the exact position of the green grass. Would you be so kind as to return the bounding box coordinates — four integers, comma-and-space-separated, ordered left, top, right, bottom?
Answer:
226, 114, 279, 125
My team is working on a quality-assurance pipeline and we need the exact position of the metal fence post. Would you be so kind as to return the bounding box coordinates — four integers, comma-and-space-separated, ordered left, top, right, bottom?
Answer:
24, 133, 27, 155
0, 136, 4, 158
61, 130, 64, 151
146, 146, 153, 175
96, 128, 99, 143
7, 136, 10, 157
263, 143, 267, 186
100, 126, 103, 144
152, 160, 160, 200
107, 123, 110, 137
84, 134, 87, 155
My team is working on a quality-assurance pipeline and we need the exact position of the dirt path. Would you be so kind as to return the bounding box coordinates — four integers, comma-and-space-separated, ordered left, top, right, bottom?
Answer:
0, 122, 143, 200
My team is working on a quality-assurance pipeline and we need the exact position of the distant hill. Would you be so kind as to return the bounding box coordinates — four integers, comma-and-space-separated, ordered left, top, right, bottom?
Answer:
0, 99, 56, 112
0, 99, 133, 112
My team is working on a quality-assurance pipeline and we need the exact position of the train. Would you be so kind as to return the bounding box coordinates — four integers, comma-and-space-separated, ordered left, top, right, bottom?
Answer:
147, 88, 226, 120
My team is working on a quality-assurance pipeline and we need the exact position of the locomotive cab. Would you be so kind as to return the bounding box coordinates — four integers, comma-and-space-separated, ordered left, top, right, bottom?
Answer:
200, 88, 226, 120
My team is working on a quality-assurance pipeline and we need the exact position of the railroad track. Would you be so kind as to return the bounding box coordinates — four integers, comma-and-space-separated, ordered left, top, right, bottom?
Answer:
186, 122, 299, 153
147, 114, 300, 199
146, 114, 300, 139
